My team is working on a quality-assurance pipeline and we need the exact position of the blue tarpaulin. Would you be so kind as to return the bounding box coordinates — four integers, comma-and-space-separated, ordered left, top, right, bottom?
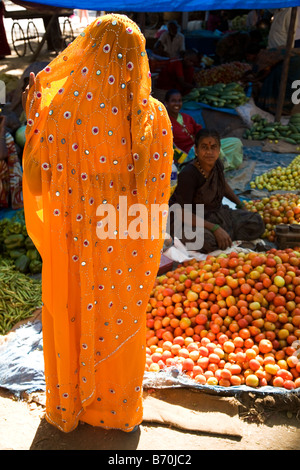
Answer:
0, 318, 298, 397
17, 0, 300, 13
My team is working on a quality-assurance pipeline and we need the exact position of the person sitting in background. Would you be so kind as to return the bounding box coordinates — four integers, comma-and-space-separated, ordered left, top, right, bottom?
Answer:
169, 129, 265, 254
0, 115, 23, 209
164, 89, 202, 166
156, 49, 200, 96
153, 20, 185, 58
164, 89, 243, 172
242, 46, 300, 115
216, 30, 258, 63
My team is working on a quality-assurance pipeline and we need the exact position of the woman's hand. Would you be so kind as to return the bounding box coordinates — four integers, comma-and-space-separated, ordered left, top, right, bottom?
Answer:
22, 72, 36, 113
213, 226, 232, 250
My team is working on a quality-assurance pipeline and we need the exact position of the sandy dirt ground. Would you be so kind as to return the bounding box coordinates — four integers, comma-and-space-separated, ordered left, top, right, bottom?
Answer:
0, 386, 300, 451
1, 12, 300, 453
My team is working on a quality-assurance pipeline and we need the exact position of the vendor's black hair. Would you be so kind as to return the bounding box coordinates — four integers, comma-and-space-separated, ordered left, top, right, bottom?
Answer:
164, 89, 182, 102
195, 129, 221, 147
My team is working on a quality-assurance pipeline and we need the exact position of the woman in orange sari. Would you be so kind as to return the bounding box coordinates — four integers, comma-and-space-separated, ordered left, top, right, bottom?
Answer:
22, 14, 173, 433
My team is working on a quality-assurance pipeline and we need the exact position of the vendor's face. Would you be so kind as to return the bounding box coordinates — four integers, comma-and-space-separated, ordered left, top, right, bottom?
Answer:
168, 23, 178, 36
166, 93, 182, 115
195, 137, 220, 167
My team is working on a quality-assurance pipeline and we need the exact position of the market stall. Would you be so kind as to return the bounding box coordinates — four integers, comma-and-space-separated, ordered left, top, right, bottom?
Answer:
0, 2, 300, 426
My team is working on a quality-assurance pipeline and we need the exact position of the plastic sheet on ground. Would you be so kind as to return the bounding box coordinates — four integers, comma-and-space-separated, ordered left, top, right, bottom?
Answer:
225, 146, 297, 197
236, 97, 289, 129
0, 320, 45, 396
163, 236, 266, 264
0, 208, 23, 221
143, 368, 300, 398
0, 312, 299, 400
181, 101, 237, 129
243, 146, 296, 182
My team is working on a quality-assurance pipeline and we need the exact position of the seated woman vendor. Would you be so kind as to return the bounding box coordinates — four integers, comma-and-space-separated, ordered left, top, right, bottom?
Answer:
169, 129, 265, 254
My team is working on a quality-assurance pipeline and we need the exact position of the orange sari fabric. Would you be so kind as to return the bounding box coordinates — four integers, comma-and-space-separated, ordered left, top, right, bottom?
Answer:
23, 14, 173, 433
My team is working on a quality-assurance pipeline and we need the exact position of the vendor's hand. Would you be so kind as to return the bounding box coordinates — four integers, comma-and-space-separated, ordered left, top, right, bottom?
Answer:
213, 226, 232, 251
22, 72, 36, 113
236, 201, 247, 211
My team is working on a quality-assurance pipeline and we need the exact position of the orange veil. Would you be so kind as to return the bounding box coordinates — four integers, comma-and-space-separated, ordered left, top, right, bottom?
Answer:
23, 14, 173, 432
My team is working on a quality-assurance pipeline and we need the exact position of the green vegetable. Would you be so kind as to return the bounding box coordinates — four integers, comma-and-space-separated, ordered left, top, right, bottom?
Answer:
4, 234, 25, 251
24, 236, 36, 250
26, 249, 40, 261
183, 82, 249, 108
15, 125, 26, 148
29, 259, 42, 274
0, 212, 42, 274
244, 113, 300, 143
15, 254, 30, 273
0, 259, 42, 334
8, 222, 23, 234
9, 249, 26, 259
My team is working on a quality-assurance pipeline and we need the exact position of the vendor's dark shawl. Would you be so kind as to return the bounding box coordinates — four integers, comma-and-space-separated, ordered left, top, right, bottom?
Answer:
192, 158, 225, 213
169, 158, 225, 216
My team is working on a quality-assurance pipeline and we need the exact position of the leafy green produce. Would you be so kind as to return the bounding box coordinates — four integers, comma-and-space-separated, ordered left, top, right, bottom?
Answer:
0, 210, 42, 274
183, 82, 249, 108
0, 259, 42, 334
244, 113, 300, 146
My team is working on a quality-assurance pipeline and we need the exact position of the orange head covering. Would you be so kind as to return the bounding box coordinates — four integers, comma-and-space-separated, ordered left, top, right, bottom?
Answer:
23, 13, 173, 433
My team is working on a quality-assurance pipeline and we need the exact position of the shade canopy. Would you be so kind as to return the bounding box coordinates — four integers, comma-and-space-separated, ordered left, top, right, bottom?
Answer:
14, 0, 300, 12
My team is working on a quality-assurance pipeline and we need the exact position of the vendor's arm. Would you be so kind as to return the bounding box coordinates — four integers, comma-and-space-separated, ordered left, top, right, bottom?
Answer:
170, 165, 232, 250
153, 34, 170, 57
185, 208, 232, 250
224, 180, 245, 209
170, 163, 198, 208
